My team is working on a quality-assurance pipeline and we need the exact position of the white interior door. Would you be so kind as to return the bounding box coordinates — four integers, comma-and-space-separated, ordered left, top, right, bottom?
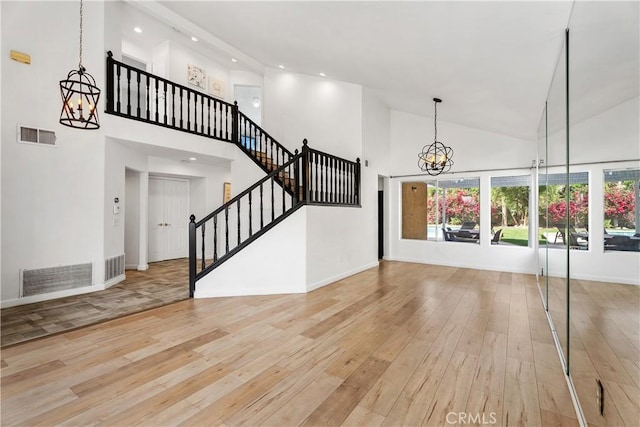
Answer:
163, 179, 189, 260
148, 177, 189, 262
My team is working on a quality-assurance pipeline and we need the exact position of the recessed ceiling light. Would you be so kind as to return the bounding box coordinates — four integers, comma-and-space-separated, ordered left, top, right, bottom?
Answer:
278, 65, 285, 69
319, 72, 326, 77
133, 27, 142, 33
191, 36, 198, 42
231, 58, 238, 63
189, 157, 197, 161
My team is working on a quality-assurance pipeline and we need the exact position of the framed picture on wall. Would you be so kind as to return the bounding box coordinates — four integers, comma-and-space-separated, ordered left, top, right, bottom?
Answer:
187, 64, 207, 89
223, 182, 232, 203
208, 77, 225, 99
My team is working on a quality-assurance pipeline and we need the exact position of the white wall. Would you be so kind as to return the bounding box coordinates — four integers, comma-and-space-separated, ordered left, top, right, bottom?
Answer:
104, 139, 148, 265
362, 89, 392, 259
306, 206, 379, 290
197, 70, 381, 297
387, 109, 539, 275
167, 41, 232, 103
263, 68, 363, 158
195, 207, 307, 297
125, 169, 141, 269
390, 109, 536, 175
1, 1, 107, 305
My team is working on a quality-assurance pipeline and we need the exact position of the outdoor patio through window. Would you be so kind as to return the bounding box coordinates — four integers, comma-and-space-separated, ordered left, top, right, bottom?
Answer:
539, 171, 589, 250
604, 168, 639, 252
437, 178, 480, 243
491, 175, 531, 246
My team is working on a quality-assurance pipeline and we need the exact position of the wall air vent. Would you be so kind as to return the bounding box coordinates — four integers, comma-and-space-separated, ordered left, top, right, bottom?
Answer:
105, 254, 125, 282
17, 125, 57, 146
21, 263, 92, 297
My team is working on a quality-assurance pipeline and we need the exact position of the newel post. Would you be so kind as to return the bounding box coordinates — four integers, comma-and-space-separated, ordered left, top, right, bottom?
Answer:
356, 157, 361, 206
106, 51, 114, 113
231, 101, 239, 144
293, 149, 300, 205
188, 214, 196, 298
301, 139, 309, 203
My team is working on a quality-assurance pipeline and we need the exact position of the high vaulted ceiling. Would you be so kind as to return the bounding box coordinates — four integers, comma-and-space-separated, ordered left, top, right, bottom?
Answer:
140, 2, 589, 140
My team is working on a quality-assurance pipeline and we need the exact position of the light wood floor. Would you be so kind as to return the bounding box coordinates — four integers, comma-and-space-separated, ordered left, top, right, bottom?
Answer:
1, 259, 189, 347
1, 261, 580, 426
547, 277, 639, 426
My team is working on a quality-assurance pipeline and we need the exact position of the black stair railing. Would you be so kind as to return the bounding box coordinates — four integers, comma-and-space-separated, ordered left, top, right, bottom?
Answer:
303, 142, 361, 206
105, 52, 362, 295
189, 151, 303, 297
106, 52, 300, 192
106, 52, 237, 142
236, 111, 298, 195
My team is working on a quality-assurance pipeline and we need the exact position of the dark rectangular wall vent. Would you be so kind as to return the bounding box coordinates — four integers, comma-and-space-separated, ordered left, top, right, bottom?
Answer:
21, 263, 92, 297
105, 254, 125, 282
17, 125, 57, 146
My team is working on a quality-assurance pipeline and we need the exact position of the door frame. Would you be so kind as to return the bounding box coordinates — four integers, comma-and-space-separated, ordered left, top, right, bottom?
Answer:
148, 175, 191, 263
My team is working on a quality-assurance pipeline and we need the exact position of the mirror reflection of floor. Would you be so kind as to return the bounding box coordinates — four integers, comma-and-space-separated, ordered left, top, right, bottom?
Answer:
569, 279, 639, 425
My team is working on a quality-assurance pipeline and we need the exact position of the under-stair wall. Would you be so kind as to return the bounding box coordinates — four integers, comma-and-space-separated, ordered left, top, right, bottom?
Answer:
194, 208, 307, 297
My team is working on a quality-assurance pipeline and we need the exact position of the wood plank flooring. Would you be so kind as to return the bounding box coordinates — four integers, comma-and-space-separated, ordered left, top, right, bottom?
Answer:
0, 261, 581, 426
1, 259, 189, 347
562, 278, 639, 426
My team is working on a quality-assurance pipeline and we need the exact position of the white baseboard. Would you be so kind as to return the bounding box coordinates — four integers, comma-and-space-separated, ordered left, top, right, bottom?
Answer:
137, 264, 149, 271
125, 264, 138, 270
306, 261, 380, 292
545, 270, 640, 286
386, 256, 536, 275
104, 274, 126, 289
195, 285, 306, 298
1, 284, 106, 308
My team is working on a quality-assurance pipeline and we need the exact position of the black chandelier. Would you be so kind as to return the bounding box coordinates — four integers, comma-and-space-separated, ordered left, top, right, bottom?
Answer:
418, 98, 453, 175
59, 0, 101, 130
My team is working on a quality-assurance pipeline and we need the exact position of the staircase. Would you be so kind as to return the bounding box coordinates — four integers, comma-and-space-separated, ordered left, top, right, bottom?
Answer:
105, 52, 361, 297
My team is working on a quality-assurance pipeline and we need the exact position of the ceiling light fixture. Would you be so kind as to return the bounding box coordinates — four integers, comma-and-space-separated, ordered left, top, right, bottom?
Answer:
133, 27, 142, 33
319, 72, 326, 77
231, 58, 238, 63
189, 157, 197, 161
191, 36, 198, 42
278, 65, 285, 69
252, 97, 260, 108
59, 0, 100, 130
418, 98, 453, 175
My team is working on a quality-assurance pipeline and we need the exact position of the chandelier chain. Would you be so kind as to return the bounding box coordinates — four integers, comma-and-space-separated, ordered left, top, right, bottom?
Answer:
79, 0, 83, 69
434, 100, 438, 142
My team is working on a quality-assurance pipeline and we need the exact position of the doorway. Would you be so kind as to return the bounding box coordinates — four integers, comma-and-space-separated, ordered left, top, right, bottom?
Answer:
378, 190, 384, 260
148, 177, 189, 262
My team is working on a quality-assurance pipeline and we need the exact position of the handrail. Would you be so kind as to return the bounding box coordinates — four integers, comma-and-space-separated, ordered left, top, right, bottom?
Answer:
107, 52, 236, 112
303, 140, 361, 206
306, 146, 359, 167
106, 51, 237, 143
105, 52, 363, 297
237, 111, 294, 158
189, 152, 302, 296
196, 151, 301, 227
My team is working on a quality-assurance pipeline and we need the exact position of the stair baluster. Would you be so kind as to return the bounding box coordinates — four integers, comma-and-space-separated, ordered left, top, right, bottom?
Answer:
201, 223, 206, 271
213, 215, 218, 262
126, 68, 131, 115
163, 81, 167, 125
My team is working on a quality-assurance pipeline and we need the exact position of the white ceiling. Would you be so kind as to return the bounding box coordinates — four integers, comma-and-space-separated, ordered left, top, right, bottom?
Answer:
130, 1, 637, 141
